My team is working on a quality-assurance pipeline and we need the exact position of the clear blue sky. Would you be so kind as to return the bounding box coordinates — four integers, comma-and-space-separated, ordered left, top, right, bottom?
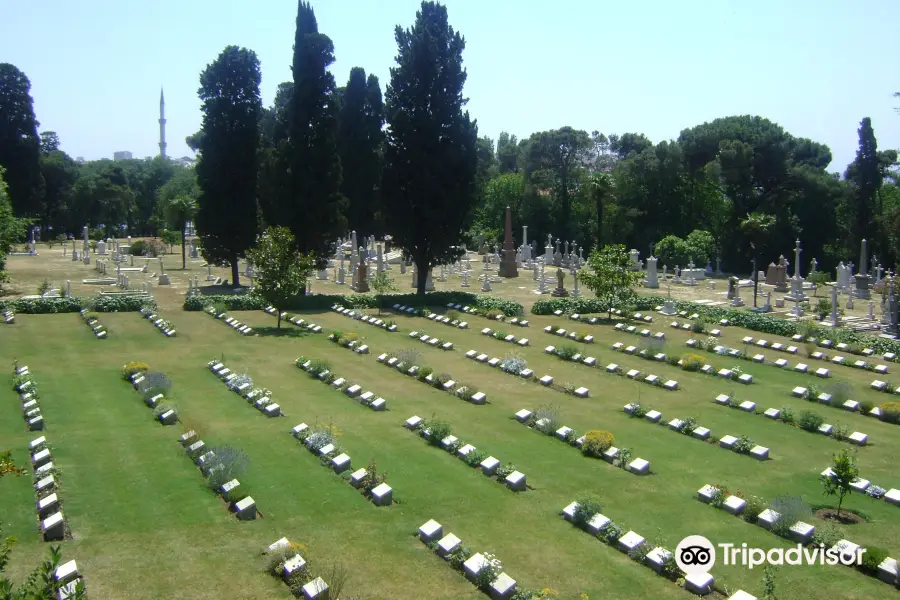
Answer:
3, 0, 898, 172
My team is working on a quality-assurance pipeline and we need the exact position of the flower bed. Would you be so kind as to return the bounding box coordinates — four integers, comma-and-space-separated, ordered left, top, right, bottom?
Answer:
263, 536, 330, 598
291, 423, 394, 506
139, 307, 176, 337
296, 356, 386, 411
80, 309, 108, 339
207, 360, 283, 417
514, 408, 650, 476
405, 416, 527, 491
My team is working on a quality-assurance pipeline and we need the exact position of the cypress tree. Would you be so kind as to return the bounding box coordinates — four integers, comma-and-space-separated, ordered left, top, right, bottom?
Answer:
0, 64, 44, 218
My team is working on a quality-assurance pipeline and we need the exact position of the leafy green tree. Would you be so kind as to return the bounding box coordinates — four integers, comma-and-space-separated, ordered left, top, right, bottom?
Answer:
371, 270, 398, 314
285, 0, 346, 263
496, 131, 519, 174
249, 226, 315, 328
586, 172, 612, 249
336, 67, 384, 237
821, 448, 859, 520
0, 167, 30, 284
163, 196, 197, 269
471, 173, 523, 242
845, 117, 881, 254
578, 244, 642, 319
609, 132, 653, 158
0, 64, 44, 218
39, 150, 79, 233
195, 45, 262, 286
185, 131, 205, 153
382, 1, 478, 295
39, 131, 60, 155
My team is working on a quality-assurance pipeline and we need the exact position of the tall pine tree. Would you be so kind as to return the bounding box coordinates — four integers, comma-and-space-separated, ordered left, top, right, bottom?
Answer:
337, 68, 384, 237
0, 64, 44, 218
845, 117, 882, 255
287, 1, 346, 263
195, 46, 262, 286
382, 1, 478, 294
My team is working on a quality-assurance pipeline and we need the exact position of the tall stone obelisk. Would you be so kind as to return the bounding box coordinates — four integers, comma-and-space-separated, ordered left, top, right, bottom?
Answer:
499, 206, 518, 278
159, 87, 167, 159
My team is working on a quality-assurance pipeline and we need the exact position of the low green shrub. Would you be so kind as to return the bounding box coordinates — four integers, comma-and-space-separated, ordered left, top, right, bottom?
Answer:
572, 498, 603, 530
556, 345, 579, 361
798, 411, 825, 432
879, 402, 900, 424
581, 430, 615, 458
424, 419, 451, 447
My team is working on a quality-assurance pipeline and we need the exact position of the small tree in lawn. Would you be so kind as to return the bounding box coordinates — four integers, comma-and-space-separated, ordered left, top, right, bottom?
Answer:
578, 244, 642, 319
371, 270, 398, 314
248, 226, 315, 329
821, 448, 859, 520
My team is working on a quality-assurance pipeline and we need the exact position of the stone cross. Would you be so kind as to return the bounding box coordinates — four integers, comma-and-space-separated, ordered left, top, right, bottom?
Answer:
792, 239, 802, 279
830, 284, 839, 327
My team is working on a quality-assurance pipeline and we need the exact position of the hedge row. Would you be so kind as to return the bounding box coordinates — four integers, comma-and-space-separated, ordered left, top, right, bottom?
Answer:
0, 295, 155, 314
183, 291, 525, 317
533, 295, 900, 355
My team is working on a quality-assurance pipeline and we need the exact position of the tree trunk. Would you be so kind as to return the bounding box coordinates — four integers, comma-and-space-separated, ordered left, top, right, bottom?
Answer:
231, 253, 241, 287
277, 310, 282, 329
181, 226, 187, 270
415, 255, 428, 296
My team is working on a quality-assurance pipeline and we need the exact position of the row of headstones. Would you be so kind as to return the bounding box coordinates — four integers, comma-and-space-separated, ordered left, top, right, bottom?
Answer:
791, 385, 880, 424
326, 331, 371, 354
464, 348, 590, 398
210, 310, 254, 335
261, 307, 324, 333
479, 326, 529, 346
563, 309, 654, 324
794, 334, 894, 360
424, 311, 471, 330
265, 537, 330, 598
822, 466, 900, 510
560, 500, 718, 596
699, 483, 898, 587
180, 431, 257, 520
544, 325, 596, 343
3, 310, 13, 324
140, 308, 176, 337
459, 303, 529, 327
208, 362, 282, 417
417, 518, 520, 599
376, 353, 482, 404
405, 415, 527, 492
297, 359, 386, 411
514, 409, 651, 475
408, 330, 455, 351
129, 370, 177, 424
715, 394, 869, 446
80, 310, 107, 339
291, 423, 393, 505
618, 322, 669, 338
740, 334, 891, 374
601, 347, 681, 390
330, 305, 399, 332
624, 402, 771, 460
16, 367, 45, 431
28, 436, 67, 542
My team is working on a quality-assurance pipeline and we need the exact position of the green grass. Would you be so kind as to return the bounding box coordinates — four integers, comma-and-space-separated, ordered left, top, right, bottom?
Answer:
1, 308, 898, 599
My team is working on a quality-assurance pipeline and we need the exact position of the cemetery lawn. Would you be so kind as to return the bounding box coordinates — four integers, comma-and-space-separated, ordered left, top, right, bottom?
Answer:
1, 309, 898, 599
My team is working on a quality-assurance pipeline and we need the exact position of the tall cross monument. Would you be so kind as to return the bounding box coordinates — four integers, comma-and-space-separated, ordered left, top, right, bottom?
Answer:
159, 87, 167, 159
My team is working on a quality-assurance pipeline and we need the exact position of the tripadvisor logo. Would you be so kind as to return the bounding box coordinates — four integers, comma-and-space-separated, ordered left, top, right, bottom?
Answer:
676, 535, 866, 572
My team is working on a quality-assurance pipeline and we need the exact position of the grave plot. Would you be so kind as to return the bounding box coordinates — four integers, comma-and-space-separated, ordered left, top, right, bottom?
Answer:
204, 306, 254, 335
789, 383, 885, 424
542, 324, 594, 344
376, 350, 485, 405
281, 314, 325, 333
445, 302, 527, 328
263, 536, 331, 599
479, 325, 530, 348
514, 409, 650, 476
207, 361, 283, 417
613, 322, 665, 342
821, 467, 900, 509
325, 330, 371, 355
27, 434, 70, 542
181, 432, 258, 520
80, 309, 108, 339
3, 309, 14, 324
296, 356, 386, 411
713, 393, 869, 447
466, 347, 590, 398
558, 500, 703, 594
416, 517, 532, 598
424, 307, 471, 330
13, 365, 45, 431
407, 329, 455, 351
624, 402, 769, 461
139, 307, 177, 337
678, 341, 758, 384
53, 560, 87, 599
566, 309, 653, 326
405, 416, 529, 492
122, 362, 181, 424
560, 342, 679, 392
329, 304, 398, 332
290, 422, 394, 506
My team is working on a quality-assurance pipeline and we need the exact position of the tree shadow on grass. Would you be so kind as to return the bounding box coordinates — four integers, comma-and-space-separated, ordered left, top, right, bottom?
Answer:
253, 326, 311, 338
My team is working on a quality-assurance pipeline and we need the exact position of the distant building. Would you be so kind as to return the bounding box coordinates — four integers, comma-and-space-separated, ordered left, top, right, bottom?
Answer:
113, 151, 133, 161
172, 156, 196, 168
75, 156, 85, 163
